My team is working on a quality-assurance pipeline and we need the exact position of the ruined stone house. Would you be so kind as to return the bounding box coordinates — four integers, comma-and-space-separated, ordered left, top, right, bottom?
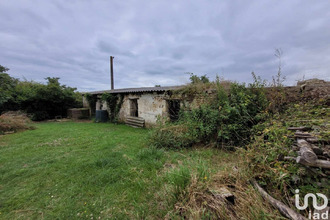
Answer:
82, 79, 330, 127
83, 86, 186, 127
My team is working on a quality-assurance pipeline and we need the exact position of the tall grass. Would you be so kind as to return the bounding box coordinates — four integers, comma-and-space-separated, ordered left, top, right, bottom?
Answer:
0, 111, 35, 134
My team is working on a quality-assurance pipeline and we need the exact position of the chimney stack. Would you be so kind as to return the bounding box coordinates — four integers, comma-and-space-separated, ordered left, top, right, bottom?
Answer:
110, 56, 114, 90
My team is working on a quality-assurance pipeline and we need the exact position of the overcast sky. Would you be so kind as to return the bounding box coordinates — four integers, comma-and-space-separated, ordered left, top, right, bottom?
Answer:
1, 1, 329, 91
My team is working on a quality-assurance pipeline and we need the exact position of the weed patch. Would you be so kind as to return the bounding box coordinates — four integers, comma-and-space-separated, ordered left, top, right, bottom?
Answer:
0, 111, 35, 134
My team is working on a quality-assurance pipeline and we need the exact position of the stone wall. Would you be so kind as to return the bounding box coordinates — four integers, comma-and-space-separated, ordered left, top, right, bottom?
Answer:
118, 92, 168, 127
84, 79, 329, 126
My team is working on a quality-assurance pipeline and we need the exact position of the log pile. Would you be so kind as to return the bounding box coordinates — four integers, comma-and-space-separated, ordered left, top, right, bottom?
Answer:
287, 127, 330, 170
253, 126, 329, 220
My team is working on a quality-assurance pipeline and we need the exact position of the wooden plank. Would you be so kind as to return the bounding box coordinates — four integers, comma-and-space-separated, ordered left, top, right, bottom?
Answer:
297, 139, 318, 163
252, 179, 307, 220
296, 156, 330, 169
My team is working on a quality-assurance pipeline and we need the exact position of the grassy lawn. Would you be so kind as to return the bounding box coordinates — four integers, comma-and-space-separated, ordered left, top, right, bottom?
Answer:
0, 122, 230, 219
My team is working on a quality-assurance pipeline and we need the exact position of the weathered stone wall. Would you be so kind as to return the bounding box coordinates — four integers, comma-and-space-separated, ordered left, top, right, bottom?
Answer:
118, 92, 168, 127
85, 79, 329, 126
67, 108, 90, 119
82, 96, 89, 108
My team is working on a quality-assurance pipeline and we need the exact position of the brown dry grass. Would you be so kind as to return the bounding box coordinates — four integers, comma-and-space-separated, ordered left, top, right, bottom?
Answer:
159, 124, 191, 133
0, 111, 35, 134
167, 153, 284, 220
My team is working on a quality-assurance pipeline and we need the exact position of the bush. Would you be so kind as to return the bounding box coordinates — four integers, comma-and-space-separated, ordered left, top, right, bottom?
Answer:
217, 79, 268, 146
1, 76, 82, 121
0, 72, 18, 113
0, 112, 35, 134
180, 105, 219, 142
149, 105, 219, 149
150, 73, 268, 148
149, 123, 196, 149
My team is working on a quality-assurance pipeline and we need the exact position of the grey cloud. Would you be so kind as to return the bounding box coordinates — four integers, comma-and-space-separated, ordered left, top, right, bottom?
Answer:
97, 40, 135, 57
0, 0, 329, 91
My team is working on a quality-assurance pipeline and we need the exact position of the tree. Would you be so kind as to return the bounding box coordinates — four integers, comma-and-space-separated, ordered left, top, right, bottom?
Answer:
0, 65, 18, 113
188, 73, 210, 84
0, 65, 9, 73
19, 77, 81, 120
0, 68, 82, 120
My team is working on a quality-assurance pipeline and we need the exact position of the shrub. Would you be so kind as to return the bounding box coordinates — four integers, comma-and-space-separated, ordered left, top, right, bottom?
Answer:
188, 73, 210, 84
18, 78, 81, 120
0, 112, 35, 134
149, 105, 219, 149
151, 73, 268, 148
149, 122, 196, 149
216, 78, 268, 146
180, 105, 219, 143
0, 73, 82, 120
0, 72, 18, 114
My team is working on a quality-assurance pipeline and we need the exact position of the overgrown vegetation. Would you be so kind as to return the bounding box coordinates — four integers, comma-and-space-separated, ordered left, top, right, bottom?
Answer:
150, 72, 269, 148
216, 75, 268, 145
0, 65, 82, 120
188, 72, 210, 84
101, 93, 123, 122
0, 111, 35, 134
165, 156, 283, 219
244, 101, 329, 204
149, 59, 329, 219
85, 93, 97, 115
1, 54, 329, 219
153, 100, 328, 219
150, 105, 219, 149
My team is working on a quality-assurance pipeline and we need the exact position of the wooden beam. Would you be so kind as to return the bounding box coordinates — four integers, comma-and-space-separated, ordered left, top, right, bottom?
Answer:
297, 139, 317, 163
296, 156, 330, 169
252, 179, 307, 220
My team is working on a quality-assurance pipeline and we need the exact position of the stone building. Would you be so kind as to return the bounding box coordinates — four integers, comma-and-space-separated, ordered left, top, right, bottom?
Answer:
83, 86, 185, 127
83, 79, 330, 127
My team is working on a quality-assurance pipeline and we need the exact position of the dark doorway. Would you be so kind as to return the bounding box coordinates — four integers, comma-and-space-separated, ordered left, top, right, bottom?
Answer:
168, 100, 180, 121
130, 99, 138, 117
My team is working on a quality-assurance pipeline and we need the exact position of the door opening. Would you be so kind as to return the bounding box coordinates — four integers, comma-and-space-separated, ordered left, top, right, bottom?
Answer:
168, 100, 180, 121
130, 99, 138, 117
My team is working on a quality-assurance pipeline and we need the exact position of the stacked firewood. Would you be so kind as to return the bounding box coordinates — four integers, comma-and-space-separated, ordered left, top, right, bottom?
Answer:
285, 127, 330, 170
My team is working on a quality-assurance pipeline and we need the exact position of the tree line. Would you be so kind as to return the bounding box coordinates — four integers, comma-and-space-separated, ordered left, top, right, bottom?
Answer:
0, 65, 82, 120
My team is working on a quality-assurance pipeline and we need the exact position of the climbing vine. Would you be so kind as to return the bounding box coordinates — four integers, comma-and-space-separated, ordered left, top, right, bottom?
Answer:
101, 93, 123, 122
85, 93, 97, 115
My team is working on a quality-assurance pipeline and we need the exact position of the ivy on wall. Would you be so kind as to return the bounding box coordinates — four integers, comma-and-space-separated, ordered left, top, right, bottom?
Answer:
101, 93, 123, 122
85, 93, 97, 115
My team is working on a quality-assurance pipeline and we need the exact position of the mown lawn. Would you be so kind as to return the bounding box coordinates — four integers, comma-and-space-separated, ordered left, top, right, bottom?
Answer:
0, 122, 228, 219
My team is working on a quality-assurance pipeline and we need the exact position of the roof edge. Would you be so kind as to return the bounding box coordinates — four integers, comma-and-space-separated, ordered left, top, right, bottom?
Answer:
84, 85, 185, 95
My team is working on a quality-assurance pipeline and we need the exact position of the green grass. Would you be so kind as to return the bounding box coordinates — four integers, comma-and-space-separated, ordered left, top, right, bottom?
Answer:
0, 122, 224, 219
